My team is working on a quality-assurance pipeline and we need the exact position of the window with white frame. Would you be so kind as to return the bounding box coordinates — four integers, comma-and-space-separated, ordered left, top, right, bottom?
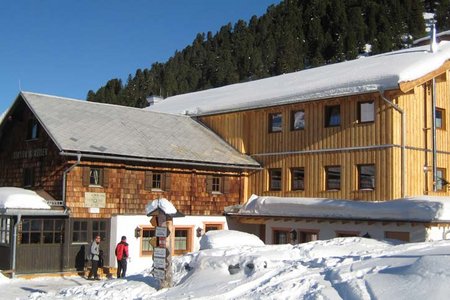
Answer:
358, 101, 375, 123
291, 110, 305, 130
0, 217, 10, 245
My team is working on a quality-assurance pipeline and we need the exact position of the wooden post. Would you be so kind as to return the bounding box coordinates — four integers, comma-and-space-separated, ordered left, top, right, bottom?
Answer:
156, 212, 173, 288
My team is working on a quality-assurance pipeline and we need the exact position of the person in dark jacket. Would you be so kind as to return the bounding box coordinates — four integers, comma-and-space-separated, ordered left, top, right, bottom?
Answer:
115, 235, 129, 278
88, 235, 101, 280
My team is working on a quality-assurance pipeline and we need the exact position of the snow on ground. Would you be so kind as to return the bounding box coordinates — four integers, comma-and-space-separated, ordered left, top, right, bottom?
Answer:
4, 233, 450, 299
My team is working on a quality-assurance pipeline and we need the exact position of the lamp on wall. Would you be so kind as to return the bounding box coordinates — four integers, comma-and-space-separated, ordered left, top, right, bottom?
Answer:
135, 226, 141, 238
196, 227, 203, 237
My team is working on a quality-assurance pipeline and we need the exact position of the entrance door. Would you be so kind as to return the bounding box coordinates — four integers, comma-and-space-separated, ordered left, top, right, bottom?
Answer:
69, 218, 110, 270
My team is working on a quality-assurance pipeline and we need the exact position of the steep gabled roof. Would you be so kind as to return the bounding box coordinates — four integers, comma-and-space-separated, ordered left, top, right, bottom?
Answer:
148, 42, 450, 116
14, 92, 260, 169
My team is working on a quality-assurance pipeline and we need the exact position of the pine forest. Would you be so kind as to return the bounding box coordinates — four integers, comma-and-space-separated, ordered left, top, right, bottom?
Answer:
86, 0, 450, 108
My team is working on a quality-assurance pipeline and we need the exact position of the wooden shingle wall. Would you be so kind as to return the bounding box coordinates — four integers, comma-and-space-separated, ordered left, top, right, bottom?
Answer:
66, 165, 242, 218
0, 100, 65, 199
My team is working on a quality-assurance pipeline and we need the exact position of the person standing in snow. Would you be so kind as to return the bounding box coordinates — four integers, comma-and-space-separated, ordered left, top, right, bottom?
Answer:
115, 235, 129, 278
88, 235, 101, 280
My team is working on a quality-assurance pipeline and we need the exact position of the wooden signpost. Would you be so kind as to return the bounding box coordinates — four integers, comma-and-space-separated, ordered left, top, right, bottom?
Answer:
147, 198, 177, 289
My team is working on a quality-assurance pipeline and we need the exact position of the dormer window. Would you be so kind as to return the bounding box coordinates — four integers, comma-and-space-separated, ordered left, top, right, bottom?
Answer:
27, 119, 39, 140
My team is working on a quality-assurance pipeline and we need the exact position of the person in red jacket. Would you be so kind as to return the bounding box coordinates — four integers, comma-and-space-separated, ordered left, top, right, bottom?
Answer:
115, 235, 129, 278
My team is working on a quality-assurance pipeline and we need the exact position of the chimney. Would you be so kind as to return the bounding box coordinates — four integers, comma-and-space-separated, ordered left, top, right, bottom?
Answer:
430, 22, 438, 53
146, 95, 164, 107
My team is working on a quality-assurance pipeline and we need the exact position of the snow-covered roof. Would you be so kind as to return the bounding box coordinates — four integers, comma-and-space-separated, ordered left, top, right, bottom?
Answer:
146, 198, 177, 216
148, 42, 450, 116
234, 194, 450, 222
9, 92, 259, 169
0, 187, 50, 210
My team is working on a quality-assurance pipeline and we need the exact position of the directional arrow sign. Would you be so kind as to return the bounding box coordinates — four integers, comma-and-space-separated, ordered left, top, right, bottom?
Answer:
153, 268, 165, 280
155, 226, 170, 237
153, 257, 166, 269
153, 247, 167, 258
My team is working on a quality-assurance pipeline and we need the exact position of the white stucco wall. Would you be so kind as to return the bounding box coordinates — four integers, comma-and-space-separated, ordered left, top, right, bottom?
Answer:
263, 219, 428, 244
109, 214, 229, 274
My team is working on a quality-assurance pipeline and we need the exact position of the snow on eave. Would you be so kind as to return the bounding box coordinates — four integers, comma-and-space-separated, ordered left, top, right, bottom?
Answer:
149, 42, 450, 116
0, 187, 51, 210
146, 198, 177, 216
236, 195, 450, 223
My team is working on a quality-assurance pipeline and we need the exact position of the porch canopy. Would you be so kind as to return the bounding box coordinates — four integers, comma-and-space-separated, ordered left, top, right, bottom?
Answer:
0, 187, 67, 216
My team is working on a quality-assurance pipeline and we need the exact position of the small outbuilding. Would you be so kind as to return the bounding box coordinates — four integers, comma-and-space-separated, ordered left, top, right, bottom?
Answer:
226, 195, 450, 244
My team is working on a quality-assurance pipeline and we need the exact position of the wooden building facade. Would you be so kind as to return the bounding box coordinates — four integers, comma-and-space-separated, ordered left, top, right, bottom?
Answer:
0, 92, 258, 274
198, 64, 450, 202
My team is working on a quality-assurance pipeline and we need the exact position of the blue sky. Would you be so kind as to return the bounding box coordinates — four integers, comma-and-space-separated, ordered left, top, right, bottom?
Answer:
0, 0, 281, 113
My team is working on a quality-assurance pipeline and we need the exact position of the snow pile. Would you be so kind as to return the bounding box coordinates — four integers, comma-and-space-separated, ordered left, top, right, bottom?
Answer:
145, 198, 177, 215
238, 194, 450, 222
5, 233, 450, 299
149, 42, 450, 115
199, 230, 264, 250
0, 187, 50, 209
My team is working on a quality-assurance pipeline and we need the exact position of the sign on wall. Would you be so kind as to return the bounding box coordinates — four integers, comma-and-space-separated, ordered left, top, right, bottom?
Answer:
84, 192, 106, 208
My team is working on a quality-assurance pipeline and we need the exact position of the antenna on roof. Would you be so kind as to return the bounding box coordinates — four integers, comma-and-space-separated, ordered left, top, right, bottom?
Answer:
19, 79, 22, 91
430, 22, 438, 53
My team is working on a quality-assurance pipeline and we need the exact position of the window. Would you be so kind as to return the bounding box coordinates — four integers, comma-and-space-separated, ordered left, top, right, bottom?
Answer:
325, 166, 341, 190
358, 164, 375, 190
358, 101, 375, 123
0, 217, 11, 245
89, 168, 103, 186
26, 119, 39, 140
269, 113, 282, 133
174, 227, 192, 255
152, 173, 162, 189
23, 167, 35, 187
299, 230, 318, 243
291, 110, 305, 130
141, 228, 156, 256
436, 168, 447, 191
436, 108, 445, 129
384, 231, 410, 242
336, 231, 359, 238
212, 176, 221, 192
43, 219, 64, 244
92, 220, 107, 241
21, 218, 64, 244
291, 168, 305, 191
207, 175, 229, 194
325, 105, 340, 127
145, 171, 171, 191
269, 169, 282, 191
273, 229, 290, 244
72, 221, 88, 243
204, 223, 223, 232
